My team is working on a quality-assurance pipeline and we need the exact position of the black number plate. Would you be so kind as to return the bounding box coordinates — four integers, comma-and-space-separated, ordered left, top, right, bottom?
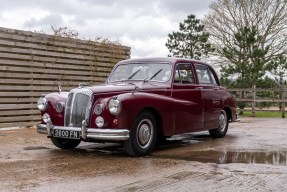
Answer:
53, 129, 80, 139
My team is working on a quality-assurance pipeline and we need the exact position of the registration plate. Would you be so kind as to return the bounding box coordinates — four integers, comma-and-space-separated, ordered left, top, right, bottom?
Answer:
53, 129, 80, 139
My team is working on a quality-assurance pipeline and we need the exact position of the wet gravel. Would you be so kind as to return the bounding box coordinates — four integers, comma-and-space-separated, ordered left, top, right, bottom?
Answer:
0, 117, 287, 192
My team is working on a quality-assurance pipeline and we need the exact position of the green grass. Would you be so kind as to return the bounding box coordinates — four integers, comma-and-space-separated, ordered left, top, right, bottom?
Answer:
240, 111, 285, 118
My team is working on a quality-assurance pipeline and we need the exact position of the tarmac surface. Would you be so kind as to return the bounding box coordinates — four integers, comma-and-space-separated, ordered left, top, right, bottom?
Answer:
1, 117, 287, 192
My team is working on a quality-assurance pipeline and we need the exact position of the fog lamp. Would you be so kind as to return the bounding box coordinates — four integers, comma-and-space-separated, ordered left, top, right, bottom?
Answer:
42, 113, 51, 123
96, 116, 104, 128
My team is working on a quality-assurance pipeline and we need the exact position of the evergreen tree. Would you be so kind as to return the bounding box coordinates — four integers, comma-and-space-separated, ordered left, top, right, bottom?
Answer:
220, 26, 270, 89
165, 14, 214, 60
269, 54, 287, 87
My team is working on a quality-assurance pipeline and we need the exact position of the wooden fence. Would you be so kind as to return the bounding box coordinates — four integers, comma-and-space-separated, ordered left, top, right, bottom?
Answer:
229, 86, 286, 118
0, 27, 130, 128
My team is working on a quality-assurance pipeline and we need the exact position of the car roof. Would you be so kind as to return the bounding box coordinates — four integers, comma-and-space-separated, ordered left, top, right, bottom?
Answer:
118, 57, 207, 66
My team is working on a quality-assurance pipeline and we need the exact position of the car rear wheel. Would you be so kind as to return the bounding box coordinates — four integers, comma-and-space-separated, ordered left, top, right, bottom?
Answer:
209, 110, 229, 138
124, 112, 157, 156
50, 138, 81, 149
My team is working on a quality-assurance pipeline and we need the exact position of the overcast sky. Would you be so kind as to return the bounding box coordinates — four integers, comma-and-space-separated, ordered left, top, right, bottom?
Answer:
0, 0, 214, 58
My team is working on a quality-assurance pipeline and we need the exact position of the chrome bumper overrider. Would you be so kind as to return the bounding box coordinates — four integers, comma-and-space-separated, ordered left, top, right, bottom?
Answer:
36, 120, 129, 141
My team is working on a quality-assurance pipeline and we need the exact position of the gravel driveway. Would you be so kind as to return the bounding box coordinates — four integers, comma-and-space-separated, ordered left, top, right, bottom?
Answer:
0, 117, 287, 192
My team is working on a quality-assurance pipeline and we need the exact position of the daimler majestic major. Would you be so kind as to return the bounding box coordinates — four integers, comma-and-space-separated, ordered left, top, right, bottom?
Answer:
37, 57, 239, 156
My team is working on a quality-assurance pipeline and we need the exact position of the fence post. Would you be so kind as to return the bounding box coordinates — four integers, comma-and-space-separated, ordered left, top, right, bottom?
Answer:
282, 87, 285, 118
252, 84, 256, 117
239, 90, 244, 115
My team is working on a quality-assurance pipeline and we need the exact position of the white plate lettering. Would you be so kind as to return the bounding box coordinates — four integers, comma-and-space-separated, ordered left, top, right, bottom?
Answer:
53, 129, 80, 139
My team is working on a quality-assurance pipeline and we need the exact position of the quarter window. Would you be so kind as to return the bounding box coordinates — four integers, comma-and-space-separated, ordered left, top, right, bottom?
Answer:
195, 64, 218, 85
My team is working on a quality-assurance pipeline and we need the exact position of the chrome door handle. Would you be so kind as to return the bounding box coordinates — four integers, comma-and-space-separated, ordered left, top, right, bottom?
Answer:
195, 87, 203, 90
213, 88, 219, 90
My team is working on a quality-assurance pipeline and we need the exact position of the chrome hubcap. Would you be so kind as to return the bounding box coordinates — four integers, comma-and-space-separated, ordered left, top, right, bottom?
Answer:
137, 119, 153, 149
219, 112, 227, 131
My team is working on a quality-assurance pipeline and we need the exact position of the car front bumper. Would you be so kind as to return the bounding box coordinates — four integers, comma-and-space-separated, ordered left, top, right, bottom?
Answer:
37, 120, 130, 141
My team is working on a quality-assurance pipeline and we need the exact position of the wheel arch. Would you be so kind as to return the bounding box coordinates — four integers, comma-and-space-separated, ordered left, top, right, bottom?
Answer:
223, 106, 232, 121
138, 107, 163, 138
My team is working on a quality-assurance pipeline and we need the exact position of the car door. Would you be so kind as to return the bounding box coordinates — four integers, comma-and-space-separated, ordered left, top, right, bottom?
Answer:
171, 63, 204, 134
194, 64, 221, 130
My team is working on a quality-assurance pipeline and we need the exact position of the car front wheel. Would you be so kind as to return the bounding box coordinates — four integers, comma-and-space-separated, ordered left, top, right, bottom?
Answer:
50, 138, 81, 149
209, 110, 229, 138
124, 112, 157, 156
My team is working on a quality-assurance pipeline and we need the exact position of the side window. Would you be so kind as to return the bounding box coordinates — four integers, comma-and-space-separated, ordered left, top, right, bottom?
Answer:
195, 64, 214, 84
174, 63, 194, 84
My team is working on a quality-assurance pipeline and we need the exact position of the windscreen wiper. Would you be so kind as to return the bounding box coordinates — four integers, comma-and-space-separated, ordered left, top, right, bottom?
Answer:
144, 69, 162, 82
127, 69, 141, 80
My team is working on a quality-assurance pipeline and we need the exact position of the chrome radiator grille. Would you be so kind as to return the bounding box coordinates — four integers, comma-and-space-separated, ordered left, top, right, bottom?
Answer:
64, 88, 93, 127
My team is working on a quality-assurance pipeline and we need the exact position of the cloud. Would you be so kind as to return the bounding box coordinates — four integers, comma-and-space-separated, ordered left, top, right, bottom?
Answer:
0, 0, 213, 57
85, 16, 169, 39
159, 0, 214, 13
71, 16, 87, 26
121, 35, 169, 58
24, 13, 64, 28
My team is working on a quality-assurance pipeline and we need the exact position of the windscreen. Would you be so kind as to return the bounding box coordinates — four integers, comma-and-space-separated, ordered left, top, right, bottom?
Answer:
109, 63, 171, 82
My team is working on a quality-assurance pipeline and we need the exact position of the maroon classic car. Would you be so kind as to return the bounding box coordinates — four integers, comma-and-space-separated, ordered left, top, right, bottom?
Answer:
37, 57, 238, 156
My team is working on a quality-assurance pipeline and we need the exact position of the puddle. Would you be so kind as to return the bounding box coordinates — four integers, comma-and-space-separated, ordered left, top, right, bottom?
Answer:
23, 146, 50, 150
153, 151, 287, 166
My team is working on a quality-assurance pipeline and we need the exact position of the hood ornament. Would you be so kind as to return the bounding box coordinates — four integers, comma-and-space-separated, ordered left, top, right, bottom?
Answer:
58, 84, 62, 94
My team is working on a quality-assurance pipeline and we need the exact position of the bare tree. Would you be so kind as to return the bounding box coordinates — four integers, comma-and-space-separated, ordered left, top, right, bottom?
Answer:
203, 0, 287, 64
51, 26, 79, 38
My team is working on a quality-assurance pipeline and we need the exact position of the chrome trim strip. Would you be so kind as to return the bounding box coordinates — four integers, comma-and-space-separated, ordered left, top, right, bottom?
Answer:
36, 123, 130, 141
87, 129, 130, 141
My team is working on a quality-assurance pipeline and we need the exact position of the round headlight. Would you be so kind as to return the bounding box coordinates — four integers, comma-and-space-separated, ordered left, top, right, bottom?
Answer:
42, 113, 51, 123
108, 99, 121, 115
37, 97, 48, 111
95, 116, 104, 128
94, 104, 103, 115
